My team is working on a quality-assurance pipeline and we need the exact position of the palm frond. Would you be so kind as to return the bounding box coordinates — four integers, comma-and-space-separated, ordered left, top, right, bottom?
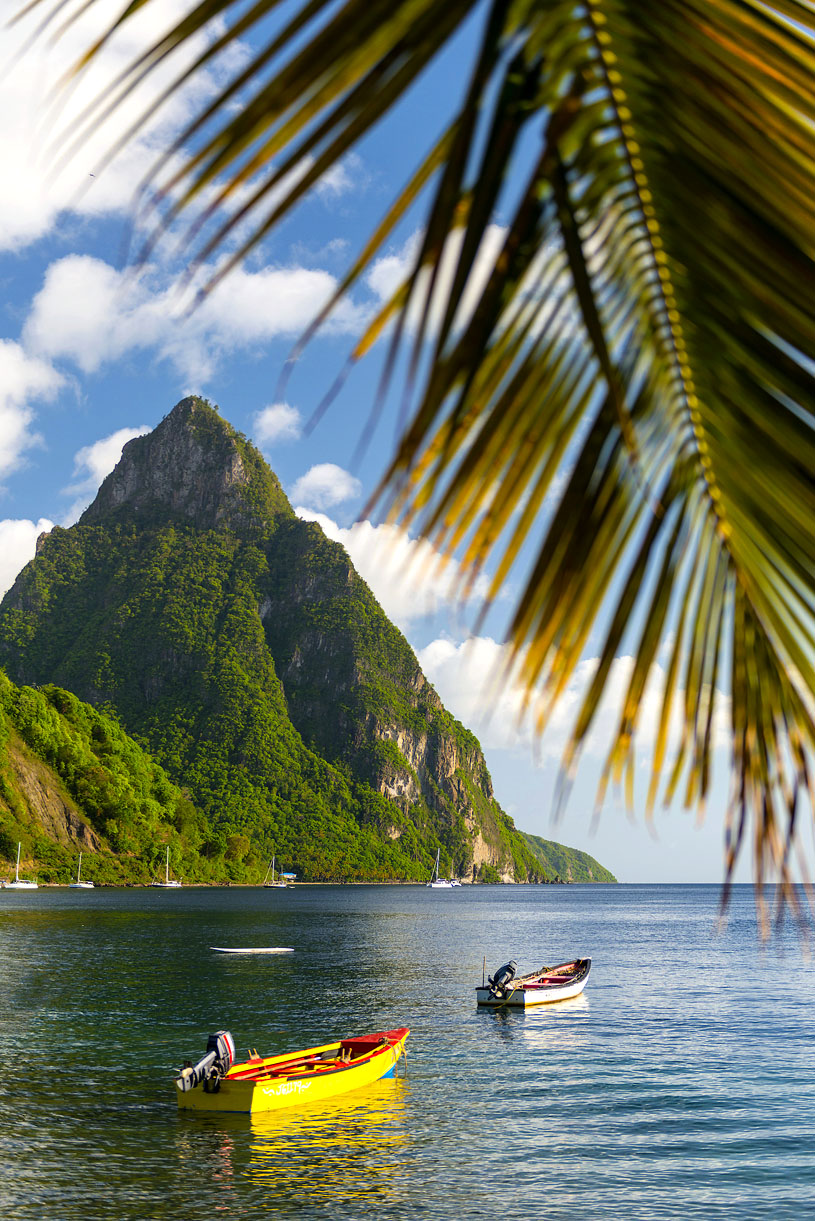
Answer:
19, 0, 815, 907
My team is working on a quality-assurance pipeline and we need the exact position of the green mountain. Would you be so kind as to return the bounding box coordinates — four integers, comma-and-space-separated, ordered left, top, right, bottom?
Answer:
0, 396, 612, 884
0, 670, 198, 884
519, 832, 617, 882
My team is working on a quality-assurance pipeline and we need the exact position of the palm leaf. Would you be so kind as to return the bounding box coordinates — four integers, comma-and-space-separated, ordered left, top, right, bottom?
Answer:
19, 0, 815, 908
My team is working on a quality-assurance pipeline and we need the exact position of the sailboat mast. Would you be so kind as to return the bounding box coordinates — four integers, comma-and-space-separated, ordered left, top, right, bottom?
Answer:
15, 842, 21, 882
166, 845, 170, 883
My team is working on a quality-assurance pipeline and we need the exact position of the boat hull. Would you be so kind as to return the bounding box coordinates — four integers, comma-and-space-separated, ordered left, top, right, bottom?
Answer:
476, 959, 591, 1007
210, 946, 294, 954
177, 1028, 409, 1114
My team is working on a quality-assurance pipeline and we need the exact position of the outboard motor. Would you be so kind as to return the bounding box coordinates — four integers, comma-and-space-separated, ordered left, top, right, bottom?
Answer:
176, 1030, 236, 1093
487, 960, 517, 999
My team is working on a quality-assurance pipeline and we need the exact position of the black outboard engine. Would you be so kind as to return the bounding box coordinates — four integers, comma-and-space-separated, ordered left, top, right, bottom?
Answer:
176, 1030, 236, 1093
487, 960, 517, 999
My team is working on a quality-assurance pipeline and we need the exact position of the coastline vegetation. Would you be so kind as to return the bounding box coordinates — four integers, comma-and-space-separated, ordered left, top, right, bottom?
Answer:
0, 667, 612, 885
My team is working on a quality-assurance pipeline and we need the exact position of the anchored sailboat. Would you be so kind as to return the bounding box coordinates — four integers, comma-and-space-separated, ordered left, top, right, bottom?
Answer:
426, 848, 455, 889
1, 842, 38, 890
69, 852, 94, 889
263, 855, 287, 888
151, 846, 181, 888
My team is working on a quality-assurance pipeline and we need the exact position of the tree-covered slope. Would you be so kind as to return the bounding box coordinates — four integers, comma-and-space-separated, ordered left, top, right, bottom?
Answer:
519, 832, 617, 883
0, 396, 613, 884
0, 669, 199, 884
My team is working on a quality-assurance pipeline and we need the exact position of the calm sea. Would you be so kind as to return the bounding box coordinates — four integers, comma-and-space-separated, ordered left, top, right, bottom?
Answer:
1, 884, 813, 1220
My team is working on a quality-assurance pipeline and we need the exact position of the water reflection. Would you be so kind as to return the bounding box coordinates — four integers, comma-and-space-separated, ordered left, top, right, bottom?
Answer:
480, 993, 589, 1046
175, 1078, 408, 1211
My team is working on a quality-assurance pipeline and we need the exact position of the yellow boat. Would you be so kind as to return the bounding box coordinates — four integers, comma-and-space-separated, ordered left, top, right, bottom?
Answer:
175, 1027, 409, 1114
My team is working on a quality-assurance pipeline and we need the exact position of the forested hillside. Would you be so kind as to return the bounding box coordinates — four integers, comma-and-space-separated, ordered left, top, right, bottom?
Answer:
519, 832, 617, 882
0, 398, 615, 884
0, 670, 193, 883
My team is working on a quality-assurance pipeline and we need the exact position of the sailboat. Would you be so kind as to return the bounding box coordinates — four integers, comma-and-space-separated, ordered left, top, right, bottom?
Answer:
426, 848, 455, 889
69, 852, 94, 889
263, 855, 287, 889
151, 846, 181, 888
1, 842, 38, 890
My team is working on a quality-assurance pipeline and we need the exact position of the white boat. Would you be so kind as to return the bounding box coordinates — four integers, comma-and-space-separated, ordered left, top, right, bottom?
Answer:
426, 848, 455, 889
263, 855, 287, 889
211, 947, 295, 954
1, 843, 38, 890
476, 958, 592, 1007
151, 846, 181, 888
69, 851, 94, 889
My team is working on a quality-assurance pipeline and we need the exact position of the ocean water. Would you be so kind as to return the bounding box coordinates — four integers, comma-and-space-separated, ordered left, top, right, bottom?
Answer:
0, 883, 813, 1220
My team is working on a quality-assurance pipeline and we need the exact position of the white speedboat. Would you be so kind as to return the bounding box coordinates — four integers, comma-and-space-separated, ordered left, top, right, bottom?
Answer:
1, 843, 38, 890
476, 958, 591, 1007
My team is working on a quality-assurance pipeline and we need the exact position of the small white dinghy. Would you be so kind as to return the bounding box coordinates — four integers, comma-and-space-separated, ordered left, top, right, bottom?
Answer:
476, 958, 591, 1007
211, 947, 295, 954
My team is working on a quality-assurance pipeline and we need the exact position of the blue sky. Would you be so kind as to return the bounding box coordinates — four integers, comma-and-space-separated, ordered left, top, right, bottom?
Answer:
0, 0, 749, 882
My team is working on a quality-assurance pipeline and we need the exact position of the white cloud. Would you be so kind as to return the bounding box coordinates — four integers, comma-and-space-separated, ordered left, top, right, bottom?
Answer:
367, 224, 508, 336
61, 425, 151, 522
0, 341, 63, 480
417, 636, 539, 751
0, 0, 227, 253
291, 465, 362, 512
315, 154, 365, 198
195, 262, 366, 347
23, 257, 156, 375
2, 2, 364, 258
253, 403, 302, 447
418, 637, 732, 769
23, 255, 368, 382
295, 511, 491, 630
0, 517, 54, 599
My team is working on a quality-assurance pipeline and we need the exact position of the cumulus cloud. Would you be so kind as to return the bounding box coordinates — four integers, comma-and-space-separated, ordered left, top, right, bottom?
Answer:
295, 511, 491, 630
0, 517, 55, 598
367, 224, 508, 336
253, 403, 302, 447
2, 1, 365, 260
23, 255, 368, 382
61, 425, 151, 522
0, 0, 228, 253
0, 341, 63, 480
315, 154, 366, 198
418, 637, 732, 770
291, 465, 362, 512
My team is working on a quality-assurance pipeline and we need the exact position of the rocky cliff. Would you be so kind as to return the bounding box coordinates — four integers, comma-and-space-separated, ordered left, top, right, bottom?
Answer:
0, 397, 545, 882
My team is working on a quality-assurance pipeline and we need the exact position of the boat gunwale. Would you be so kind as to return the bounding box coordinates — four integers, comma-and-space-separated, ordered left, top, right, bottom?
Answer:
225, 1029, 407, 1085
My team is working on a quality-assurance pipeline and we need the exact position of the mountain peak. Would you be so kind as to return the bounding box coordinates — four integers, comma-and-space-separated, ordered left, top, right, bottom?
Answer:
81, 396, 294, 531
